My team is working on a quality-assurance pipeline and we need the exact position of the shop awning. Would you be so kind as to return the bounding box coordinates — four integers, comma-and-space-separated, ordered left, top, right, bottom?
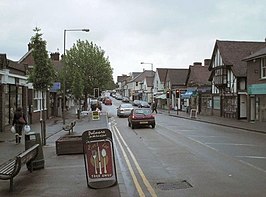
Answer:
155, 94, 166, 99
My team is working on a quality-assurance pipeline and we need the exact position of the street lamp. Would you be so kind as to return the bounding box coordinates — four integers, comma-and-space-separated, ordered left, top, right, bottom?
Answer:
140, 62, 153, 71
62, 28, 90, 124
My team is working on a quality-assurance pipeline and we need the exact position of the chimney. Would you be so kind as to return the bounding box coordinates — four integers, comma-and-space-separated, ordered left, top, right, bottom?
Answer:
204, 59, 211, 66
50, 52, 60, 61
28, 43, 33, 51
193, 62, 202, 66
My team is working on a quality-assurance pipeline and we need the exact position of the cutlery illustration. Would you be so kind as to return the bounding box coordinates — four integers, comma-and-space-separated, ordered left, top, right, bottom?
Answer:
101, 148, 107, 173
97, 144, 102, 174
92, 150, 97, 174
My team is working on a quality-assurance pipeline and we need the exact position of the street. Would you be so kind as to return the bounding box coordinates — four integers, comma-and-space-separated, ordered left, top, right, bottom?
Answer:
105, 97, 266, 197
1, 97, 265, 197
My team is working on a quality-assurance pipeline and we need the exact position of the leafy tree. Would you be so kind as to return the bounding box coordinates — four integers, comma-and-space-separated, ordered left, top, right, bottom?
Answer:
63, 40, 115, 110
28, 27, 55, 145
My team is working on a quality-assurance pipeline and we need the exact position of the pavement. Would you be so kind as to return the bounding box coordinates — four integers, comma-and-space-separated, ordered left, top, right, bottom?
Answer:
0, 107, 265, 196
161, 109, 266, 134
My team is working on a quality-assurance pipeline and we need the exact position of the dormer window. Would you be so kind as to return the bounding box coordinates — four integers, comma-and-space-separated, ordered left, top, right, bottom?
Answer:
261, 57, 266, 79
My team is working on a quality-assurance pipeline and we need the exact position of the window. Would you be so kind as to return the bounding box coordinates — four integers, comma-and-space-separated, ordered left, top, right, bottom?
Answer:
261, 57, 266, 79
33, 90, 46, 111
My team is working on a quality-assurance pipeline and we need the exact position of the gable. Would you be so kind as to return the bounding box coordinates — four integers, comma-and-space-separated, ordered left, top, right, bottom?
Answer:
210, 40, 266, 77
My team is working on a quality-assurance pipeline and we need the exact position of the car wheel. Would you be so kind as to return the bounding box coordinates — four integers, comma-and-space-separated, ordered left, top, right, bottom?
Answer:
151, 124, 155, 128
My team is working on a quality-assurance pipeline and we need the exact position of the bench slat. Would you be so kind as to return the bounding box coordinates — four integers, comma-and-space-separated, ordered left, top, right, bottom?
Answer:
0, 144, 40, 191
0, 160, 16, 175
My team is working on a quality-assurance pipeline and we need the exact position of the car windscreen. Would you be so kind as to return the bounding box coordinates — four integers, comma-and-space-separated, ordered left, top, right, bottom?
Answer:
121, 104, 133, 108
135, 109, 151, 115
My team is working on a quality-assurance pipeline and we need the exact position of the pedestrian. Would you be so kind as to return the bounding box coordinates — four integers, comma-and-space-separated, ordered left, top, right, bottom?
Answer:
151, 101, 157, 114
12, 107, 27, 144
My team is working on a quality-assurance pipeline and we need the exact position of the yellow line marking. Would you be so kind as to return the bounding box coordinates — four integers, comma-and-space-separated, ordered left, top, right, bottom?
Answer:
113, 126, 157, 197
113, 127, 145, 197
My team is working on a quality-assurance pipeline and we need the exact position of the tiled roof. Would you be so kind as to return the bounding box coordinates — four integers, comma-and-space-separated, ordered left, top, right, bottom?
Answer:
145, 76, 154, 87
243, 46, 266, 61
117, 75, 129, 82
187, 64, 211, 86
210, 40, 266, 77
166, 68, 189, 85
130, 70, 155, 82
157, 68, 168, 82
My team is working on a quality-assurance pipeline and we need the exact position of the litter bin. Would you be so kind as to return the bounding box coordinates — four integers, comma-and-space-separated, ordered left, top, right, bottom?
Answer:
25, 132, 45, 170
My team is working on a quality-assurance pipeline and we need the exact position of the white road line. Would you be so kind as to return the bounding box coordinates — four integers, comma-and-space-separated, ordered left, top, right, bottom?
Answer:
236, 156, 266, 159
205, 143, 258, 146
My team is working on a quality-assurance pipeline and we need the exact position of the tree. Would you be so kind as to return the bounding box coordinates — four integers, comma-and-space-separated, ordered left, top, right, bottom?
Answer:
63, 40, 115, 110
28, 27, 55, 145
71, 70, 84, 118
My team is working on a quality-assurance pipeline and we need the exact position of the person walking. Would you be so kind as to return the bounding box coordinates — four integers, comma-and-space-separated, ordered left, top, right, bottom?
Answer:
151, 101, 158, 114
12, 107, 27, 144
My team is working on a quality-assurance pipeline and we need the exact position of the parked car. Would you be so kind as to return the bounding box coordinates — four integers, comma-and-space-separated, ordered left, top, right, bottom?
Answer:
122, 97, 130, 103
138, 101, 150, 108
116, 95, 123, 100
103, 97, 112, 105
90, 99, 102, 111
133, 99, 141, 106
128, 108, 155, 129
117, 103, 134, 117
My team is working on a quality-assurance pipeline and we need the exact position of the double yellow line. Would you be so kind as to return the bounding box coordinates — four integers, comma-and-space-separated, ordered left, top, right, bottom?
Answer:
112, 125, 157, 197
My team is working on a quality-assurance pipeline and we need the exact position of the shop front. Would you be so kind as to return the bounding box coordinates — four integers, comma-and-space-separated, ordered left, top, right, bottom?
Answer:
248, 83, 266, 122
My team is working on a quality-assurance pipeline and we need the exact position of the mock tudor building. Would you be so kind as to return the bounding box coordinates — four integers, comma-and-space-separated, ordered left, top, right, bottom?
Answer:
208, 40, 266, 119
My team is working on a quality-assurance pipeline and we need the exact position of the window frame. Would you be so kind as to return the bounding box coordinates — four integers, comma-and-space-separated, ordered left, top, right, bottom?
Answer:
33, 90, 47, 112
261, 57, 266, 79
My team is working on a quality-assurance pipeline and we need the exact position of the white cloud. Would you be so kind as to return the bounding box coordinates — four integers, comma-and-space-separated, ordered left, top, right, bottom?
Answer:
1, 0, 266, 82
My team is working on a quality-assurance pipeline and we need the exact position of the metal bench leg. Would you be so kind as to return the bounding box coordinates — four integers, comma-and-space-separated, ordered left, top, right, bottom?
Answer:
9, 177, 13, 192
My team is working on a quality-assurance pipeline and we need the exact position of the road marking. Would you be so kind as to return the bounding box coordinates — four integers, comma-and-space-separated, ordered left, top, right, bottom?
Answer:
113, 126, 145, 197
236, 156, 266, 159
113, 125, 157, 197
205, 143, 258, 146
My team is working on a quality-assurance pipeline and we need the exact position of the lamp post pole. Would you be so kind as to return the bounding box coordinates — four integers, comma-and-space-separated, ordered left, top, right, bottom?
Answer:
62, 28, 90, 124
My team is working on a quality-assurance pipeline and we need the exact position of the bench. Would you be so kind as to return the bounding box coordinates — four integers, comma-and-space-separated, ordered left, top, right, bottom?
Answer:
62, 121, 76, 135
0, 144, 39, 191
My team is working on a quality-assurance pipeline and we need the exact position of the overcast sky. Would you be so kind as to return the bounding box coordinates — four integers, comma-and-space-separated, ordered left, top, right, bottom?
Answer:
1, 0, 266, 82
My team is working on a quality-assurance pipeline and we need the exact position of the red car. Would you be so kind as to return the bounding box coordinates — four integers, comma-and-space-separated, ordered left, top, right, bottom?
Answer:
128, 108, 155, 129
104, 98, 112, 105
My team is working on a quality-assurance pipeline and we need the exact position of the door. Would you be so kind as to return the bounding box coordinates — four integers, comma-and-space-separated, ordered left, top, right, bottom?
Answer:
250, 96, 255, 121
239, 94, 247, 118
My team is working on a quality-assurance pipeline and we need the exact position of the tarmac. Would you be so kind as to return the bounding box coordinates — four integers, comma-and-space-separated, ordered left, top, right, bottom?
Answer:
0, 107, 265, 196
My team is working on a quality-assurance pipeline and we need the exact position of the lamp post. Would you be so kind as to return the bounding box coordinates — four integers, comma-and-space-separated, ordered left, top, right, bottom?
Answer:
140, 62, 153, 71
140, 62, 154, 103
62, 28, 90, 124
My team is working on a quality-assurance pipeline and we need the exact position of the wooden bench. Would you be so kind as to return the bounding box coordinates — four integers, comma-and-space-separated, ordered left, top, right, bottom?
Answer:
0, 144, 39, 191
62, 120, 76, 135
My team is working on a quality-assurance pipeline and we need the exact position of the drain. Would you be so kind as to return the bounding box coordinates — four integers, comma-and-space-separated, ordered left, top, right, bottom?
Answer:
156, 180, 192, 190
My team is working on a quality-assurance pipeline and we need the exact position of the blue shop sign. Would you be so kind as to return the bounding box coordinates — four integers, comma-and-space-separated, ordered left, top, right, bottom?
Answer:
50, 82, 61, 92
